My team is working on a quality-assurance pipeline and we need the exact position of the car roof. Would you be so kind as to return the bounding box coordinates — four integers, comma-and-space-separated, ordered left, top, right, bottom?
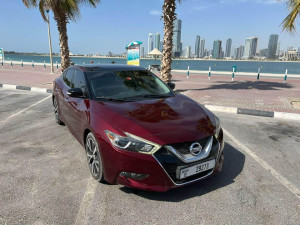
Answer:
69, 64, 147, 72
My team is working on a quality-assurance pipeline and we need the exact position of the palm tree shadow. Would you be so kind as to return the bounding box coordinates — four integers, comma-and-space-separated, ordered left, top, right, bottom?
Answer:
119, 143, 245, 202
175, 81, 294, 93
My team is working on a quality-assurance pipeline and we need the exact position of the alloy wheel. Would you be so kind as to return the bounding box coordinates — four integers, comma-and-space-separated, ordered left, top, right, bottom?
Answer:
86, 133, 103, 181
53, 98, 59, 122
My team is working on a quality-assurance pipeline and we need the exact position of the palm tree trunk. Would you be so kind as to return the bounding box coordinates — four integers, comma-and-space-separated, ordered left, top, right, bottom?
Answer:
161, 0, 176, 83
55, 13, 71, 72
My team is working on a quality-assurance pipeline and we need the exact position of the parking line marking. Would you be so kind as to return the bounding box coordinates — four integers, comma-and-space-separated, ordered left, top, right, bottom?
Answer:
74, 179, 97, 225
223, 128, 300, 199
0, 95, 51, 126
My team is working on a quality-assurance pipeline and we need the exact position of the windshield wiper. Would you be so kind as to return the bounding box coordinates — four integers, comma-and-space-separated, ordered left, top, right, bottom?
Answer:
96, 97, 130, 102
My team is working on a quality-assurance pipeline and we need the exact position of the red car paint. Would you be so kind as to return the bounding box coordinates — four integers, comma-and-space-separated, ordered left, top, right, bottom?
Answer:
53, 65, 224, 192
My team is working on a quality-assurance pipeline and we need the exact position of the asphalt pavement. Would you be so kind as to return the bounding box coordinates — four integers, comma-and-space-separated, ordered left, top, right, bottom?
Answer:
0, 89, 299, 225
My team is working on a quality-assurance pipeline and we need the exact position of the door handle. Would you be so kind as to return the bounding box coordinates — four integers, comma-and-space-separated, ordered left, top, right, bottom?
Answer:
64, 97, 69, 102
56, 87, 59, 91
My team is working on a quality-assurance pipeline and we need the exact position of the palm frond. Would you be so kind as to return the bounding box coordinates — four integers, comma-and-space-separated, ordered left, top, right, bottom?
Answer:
38, 0, 47, 21
81, 0, 101, 7
282, 0, 300, 32
22, 0, 100, 22
22, 0, 38, 8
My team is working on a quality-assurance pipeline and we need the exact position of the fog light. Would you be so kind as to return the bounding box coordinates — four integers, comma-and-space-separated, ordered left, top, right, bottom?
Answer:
120, 172, 149, 180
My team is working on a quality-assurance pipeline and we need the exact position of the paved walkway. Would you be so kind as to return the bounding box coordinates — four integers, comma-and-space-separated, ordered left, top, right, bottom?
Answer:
0, 65, 299, 114
169, 72, 300, 114
0, 64, 60, 89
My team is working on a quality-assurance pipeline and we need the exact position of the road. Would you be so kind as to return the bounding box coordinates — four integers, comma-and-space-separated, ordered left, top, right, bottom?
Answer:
0, 89, 299, 225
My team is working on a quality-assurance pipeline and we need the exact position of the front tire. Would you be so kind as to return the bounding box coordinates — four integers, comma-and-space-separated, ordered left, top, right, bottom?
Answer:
53, 97, 64, 125
85, 133, 104, 182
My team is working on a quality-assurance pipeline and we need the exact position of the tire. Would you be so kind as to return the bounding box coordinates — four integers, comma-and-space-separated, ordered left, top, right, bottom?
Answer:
53, 97, 64, 125
85, 132, 104, 182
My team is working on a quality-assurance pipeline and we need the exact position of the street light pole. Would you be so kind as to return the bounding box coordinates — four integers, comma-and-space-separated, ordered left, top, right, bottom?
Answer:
45, 8, 54, 74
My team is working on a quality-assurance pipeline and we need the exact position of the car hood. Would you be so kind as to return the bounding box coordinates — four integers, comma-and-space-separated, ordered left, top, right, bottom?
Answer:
92, 94, 215, 145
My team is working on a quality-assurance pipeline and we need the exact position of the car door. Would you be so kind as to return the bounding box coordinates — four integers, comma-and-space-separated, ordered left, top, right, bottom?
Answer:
65, 69, 89, 142
60, 69, 75, 125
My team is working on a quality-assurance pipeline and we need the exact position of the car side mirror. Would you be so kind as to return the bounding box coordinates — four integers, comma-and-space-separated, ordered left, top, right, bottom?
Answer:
167, 82, 175, 90
67, 88, 84, 98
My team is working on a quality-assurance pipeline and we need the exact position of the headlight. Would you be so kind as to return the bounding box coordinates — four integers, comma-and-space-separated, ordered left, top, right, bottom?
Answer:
214, 116, 221, 138
104, 130, 161, 154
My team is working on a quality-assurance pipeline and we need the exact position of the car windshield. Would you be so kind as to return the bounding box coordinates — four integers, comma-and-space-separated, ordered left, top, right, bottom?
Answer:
86, 70, 173, 100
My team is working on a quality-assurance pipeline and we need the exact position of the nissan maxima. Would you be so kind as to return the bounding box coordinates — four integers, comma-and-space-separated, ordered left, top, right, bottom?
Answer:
52, 65, 224, 192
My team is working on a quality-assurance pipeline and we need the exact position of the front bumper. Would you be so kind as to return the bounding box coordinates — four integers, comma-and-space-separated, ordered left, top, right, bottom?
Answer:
101, 130, 224, 192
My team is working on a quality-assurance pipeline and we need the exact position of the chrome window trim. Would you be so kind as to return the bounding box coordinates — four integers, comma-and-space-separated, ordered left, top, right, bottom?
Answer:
165, 136, 213, 163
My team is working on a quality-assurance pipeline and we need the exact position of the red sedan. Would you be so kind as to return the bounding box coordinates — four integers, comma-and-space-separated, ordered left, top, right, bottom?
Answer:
52, 65, 224, 192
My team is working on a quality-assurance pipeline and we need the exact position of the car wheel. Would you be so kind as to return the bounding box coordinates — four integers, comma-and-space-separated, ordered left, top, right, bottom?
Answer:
53, 97, 64, 125
86, 132, 104, 182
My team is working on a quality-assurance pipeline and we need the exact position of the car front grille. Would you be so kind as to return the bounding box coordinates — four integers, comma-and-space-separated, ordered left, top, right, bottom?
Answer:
169, 136, 212, 155
153, 136, 220, 184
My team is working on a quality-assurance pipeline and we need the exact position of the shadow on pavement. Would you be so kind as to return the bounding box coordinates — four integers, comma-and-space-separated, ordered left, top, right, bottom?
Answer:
176, 81, 293, 93
119, 142, 245, 202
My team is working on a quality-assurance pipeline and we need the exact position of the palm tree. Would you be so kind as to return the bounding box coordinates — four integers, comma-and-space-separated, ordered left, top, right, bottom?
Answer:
22, 0, 100, 71
282, 0, 300, 32
161, 0, 180, 83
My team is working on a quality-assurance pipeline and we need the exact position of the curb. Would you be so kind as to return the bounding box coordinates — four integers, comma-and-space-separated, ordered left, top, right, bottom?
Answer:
204, 105, 300, 121
1, 83, 299, 121
0, 84, 52, 94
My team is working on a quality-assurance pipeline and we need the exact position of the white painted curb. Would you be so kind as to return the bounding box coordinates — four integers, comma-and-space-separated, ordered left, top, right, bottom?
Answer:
0, 83, 51, 94
274, 112, 300, 121
31, 87, 48, 93
2, 84, 17, 90
205, 105, 237, 114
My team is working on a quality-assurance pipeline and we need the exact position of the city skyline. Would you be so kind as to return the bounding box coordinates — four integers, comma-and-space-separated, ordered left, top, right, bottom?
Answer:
0, 0, 299, 55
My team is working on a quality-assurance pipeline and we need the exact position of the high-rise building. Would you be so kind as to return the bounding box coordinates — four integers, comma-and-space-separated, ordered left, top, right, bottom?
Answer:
172, 19, 182, 57
234, 47, 240, 60
244, 38, 251, 59
200, 39, 205, 58
195, 35, 200, 58
140, 47, 144, 58
225, 38, 232, 58
155, 32, 160, 50
277, 42, 281, 57
234, 45, 244, 60
204, 49, 208, 57
221, 51, 225, 59
160, 41, 163, 52
240, 46, 245, 58
212, 40, 222, 59
180, 42, 183, 57
148, 33, 154, 53
244, 37, 258, 59
267, 34, 279, 60
185, 46, 192, 58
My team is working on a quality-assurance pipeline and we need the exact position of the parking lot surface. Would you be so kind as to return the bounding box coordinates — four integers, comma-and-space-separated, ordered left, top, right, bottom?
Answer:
0, 89, 299, 225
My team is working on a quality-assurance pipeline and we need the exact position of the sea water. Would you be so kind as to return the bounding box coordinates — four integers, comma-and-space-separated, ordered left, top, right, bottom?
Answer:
4, 54, 300, 74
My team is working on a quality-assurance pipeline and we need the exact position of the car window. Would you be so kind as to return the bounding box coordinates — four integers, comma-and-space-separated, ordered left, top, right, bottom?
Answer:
86, 70, 173, 100
63, 69, 75, 87
73, 70, 87, 94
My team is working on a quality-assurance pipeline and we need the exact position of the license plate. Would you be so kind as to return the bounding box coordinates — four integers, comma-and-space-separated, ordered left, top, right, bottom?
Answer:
178, 159, 215, 180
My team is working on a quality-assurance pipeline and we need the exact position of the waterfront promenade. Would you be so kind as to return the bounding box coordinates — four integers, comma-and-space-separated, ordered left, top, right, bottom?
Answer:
1, 64, 299, 114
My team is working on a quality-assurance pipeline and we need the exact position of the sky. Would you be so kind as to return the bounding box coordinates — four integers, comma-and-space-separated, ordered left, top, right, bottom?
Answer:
0, 0, 299, 55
